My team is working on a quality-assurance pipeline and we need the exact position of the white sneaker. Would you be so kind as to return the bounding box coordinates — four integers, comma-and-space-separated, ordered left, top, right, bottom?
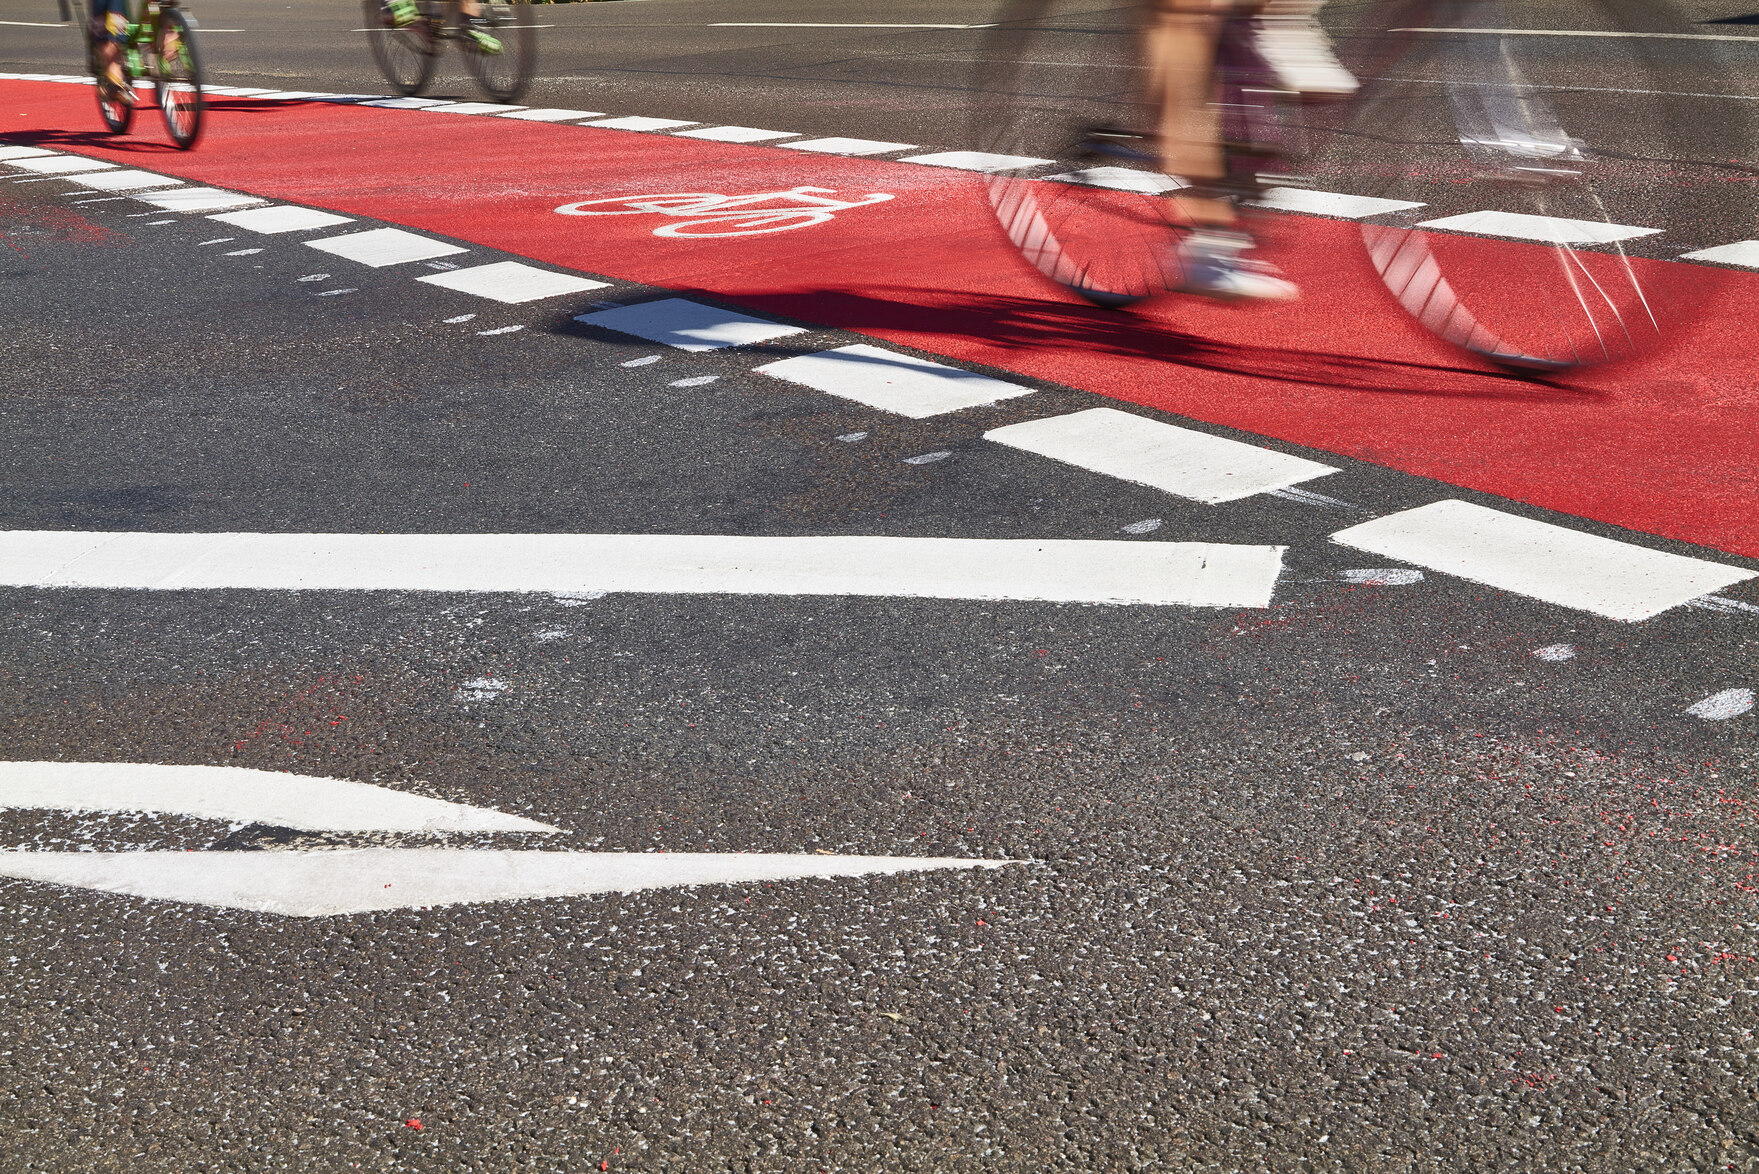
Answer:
1173, 230, 1298, 302
1253, 15, 1359, 99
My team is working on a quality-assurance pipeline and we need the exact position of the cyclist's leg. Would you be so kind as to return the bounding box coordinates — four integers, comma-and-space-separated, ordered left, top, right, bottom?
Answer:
455, 0, 502, 53
89, 0, 132, 101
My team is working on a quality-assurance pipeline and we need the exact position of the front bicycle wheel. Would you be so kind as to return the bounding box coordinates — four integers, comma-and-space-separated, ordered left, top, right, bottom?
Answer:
363, 0, 441, 97
971, 0, 1188, 308
461, 0, 537, 104
1307, 0, 1753, 370
153, 8, 202, 150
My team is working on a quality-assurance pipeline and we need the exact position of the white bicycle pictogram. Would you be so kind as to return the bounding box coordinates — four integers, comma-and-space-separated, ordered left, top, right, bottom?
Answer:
554, 186, 895, 238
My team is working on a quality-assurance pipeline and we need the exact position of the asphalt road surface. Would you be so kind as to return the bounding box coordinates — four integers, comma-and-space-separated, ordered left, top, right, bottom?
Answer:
4, 2, 1759, 1171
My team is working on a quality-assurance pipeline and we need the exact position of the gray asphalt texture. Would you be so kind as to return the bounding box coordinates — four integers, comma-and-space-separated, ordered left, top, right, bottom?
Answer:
6, 3, 1759, 1171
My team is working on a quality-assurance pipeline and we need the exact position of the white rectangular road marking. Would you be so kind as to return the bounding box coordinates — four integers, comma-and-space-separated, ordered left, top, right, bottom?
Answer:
675, 125, 800, 143
133, 186, 266, 213
417, 260, 610, 304
756, 344, 1033, 419
425, 102, 526, 115
305, 227, 467, 267
1680, 240, 1759, 268
8, 155, 116, 174
782, 137, 916, 156
1329, 499, 1757, 622
1045, 167, 1184, 193
1253, 187, 1426, 219
901, 150, 1055, 172
985, 407, 1339, 504
584, 116, 699, 132
574, 298, 807, 352
0, 146, 57, 161
62, 169, 184, 192
207, 205, 355, 234
1417, 210, 1660, 245
498, 107, 606, 121
358, 96, 453, 109
1, 531, 1288, 608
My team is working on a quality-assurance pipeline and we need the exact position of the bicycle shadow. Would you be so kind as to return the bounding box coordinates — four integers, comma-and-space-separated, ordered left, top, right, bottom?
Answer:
685, 284, 1611, 403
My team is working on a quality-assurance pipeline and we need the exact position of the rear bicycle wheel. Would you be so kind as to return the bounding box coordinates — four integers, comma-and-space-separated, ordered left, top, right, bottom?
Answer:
971, 0, 1190, 308
461, 0, 537, 104
1308, 0, 1751, 370
154, 7, 203, 149
363, 0, 441, 97
88, 22, 135, 135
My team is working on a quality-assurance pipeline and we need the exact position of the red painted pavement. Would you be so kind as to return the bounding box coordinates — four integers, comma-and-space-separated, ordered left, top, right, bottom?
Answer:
7, 81, 1758, 559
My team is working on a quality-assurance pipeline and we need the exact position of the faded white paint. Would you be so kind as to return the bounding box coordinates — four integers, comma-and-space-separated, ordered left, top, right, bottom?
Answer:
757, 345, 1033, 419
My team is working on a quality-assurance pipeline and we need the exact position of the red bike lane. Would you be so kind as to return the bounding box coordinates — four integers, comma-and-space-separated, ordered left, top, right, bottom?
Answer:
8, 81, 1758, 559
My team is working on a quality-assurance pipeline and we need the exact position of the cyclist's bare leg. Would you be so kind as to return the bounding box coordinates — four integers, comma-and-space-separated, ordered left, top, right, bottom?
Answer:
93, 10, 131, 99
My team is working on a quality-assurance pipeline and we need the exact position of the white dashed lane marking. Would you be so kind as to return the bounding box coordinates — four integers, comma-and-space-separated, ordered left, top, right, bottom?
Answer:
61, 169, 184, 192
358, 96, 452, 109
497, 107, 606, 122
756, 344, 1034, 419
0, 146, 57, 160
584, 115, 698, 132
782, 136, 917, 155
1679, 240, 1759, 268
7, 155, 116, 174
208, 205, 355, 234
0, 531, 1289, 608
0, 761, 557, 833
0, 848, 1012, 917
1330, 499, 1756, 621
305, 226, 468, 267
1253, 188, 1427, 219
899, 150, 1055, 172
984, 407, 1340, 504
416, 260, 610, 303
1417, 210, 1661, 245
574, 298, 808, 351
1687, 688, 1756, 721
675, 125, 800, 143
133, 187, 266, 213
427, 102, 527, 115
1045, 167, 1185, 193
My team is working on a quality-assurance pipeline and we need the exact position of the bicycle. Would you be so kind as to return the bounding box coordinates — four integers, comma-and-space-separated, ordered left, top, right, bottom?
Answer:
973, 0, 1754, 371
362, 0, 538, 105
78, 0, 203, 149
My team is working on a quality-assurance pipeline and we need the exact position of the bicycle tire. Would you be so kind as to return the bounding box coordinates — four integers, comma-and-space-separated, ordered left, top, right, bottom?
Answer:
154, 8, 202, 150
971, 0, 1191, 309
88, 22, 135, 135
1305, 0, 1752, 370
461, 0, 536, 104
363, 0, 440, 97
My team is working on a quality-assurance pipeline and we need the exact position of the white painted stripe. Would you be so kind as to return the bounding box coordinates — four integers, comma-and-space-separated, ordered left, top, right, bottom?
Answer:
984, 408, 1339, 504
8, 155, 116, 174
756, 344, 1033, 419
424, 101, 527, 115
1044, 166, 1184, 193
133, 187, 267, 213
1416, 210, 1659, 245
210, 87, 281, 96
0, 762, 556, 833
781, 137, 916, 155
584, 116, 699, 132
246, 91, 335, 101
0, 146, 57, 161
0, 531, 1288, 608
1679, 240, 1759, 268
1394, 27, 1759, 42
900, 150, 1055, 172
497, 107, 606, 121
61, 169, 184, 192
674, 125, 800, 143
0, 848, 1014, 916
417, 260, 610, 303
1329, 500, 1756, 621
357, 96, 454, 109
305, 227, 468, 267
574, 298, 807, 351
207, 205, 354, 234
711, 22, 993, 28
1253, 187, 1425, 219
1686, 688, 1755, 721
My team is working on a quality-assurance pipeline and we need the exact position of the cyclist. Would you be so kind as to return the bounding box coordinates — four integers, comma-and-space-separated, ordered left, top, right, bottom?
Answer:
1148, 0, 1356, 300
89, 0, 133, 102
385, 0, 501, 53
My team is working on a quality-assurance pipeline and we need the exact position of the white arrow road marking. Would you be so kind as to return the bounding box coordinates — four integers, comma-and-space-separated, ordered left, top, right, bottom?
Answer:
0, 762, 558, 833
0, 531, 1287, 608
0, 849, 1017, 916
